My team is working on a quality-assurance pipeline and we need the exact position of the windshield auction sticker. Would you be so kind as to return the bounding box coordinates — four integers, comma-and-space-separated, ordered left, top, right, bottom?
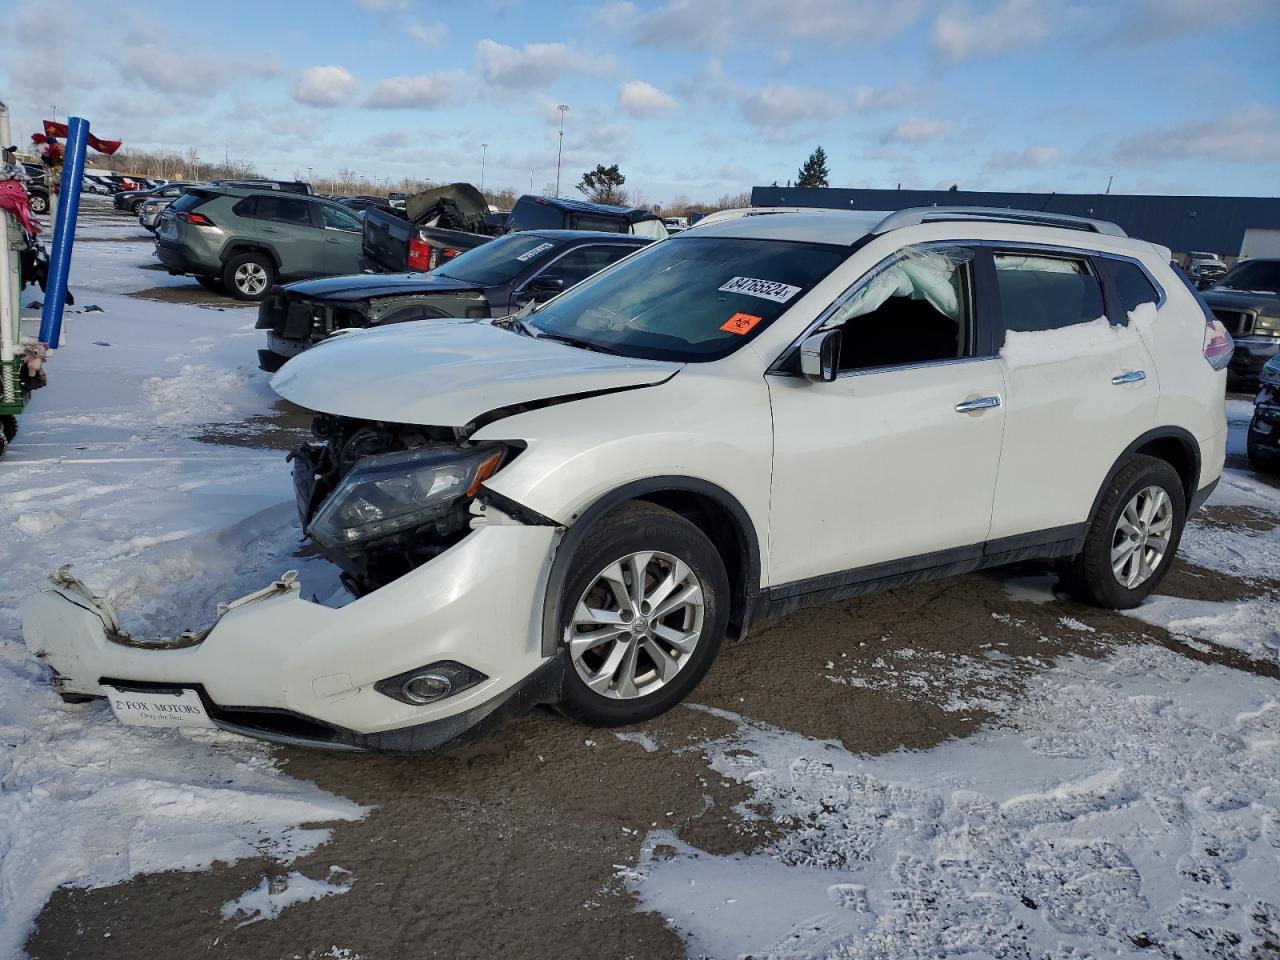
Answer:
717, 276, 802, 303
516, 242, 555, 262
721, 312, 763, 335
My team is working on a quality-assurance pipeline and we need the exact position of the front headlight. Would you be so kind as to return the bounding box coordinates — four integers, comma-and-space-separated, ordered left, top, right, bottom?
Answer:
1254, 314, 1280, 337
308, 444, 505, 547
1261, 357, 1280, 387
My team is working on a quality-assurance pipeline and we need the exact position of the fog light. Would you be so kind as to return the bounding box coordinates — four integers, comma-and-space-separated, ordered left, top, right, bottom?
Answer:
374, 660, 487, 706
403, 673, 452, 704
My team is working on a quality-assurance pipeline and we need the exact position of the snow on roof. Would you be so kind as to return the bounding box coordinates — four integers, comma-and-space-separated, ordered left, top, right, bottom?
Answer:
683, 209, 887, 246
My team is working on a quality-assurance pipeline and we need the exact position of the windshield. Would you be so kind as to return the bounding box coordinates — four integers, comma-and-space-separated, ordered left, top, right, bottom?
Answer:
528, 236, 848, 362
1215, 260, 1280, 294
435, 234, 564, 286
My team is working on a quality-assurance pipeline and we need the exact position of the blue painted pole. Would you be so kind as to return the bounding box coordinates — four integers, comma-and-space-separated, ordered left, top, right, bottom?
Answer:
38, 115, 90, 347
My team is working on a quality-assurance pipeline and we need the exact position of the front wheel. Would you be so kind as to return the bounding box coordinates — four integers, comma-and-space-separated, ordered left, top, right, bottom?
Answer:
29, 192, 49, 215
557, 502, 729, 726
1058, 455, 1185, 609
222, 252, 275, 301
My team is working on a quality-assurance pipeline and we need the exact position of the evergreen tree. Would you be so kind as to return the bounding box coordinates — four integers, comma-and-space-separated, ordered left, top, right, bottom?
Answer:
796, 146, 830, 188
577, 164, 628, 204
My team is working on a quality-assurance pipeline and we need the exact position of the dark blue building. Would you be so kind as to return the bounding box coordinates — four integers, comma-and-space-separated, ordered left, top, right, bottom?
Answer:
749, 186, 1280, 258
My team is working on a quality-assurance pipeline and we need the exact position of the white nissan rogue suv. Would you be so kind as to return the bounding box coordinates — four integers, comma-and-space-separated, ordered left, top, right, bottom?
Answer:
23, 207, 1234, 750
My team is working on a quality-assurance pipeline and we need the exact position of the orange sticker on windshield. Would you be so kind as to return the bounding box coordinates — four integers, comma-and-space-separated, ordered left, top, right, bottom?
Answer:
721, 312, 763, 335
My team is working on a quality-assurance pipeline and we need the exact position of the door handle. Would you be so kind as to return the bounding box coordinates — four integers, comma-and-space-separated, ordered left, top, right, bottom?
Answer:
325, 237, 340, 244
1112, 370, 1146, 385
260, 226, 278, 233
955, 396, 1001, 413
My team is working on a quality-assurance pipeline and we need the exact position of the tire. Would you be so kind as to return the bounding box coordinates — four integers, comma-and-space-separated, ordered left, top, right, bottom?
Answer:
195, 275, 226, 294
1057, 455, 1186, 610
556, 501, 730, 726
1247, 430, 1280, 474
130, 200, 145, 214
29, 192, 49, 215
1, 415, 16, 443
222, 252, 275, 301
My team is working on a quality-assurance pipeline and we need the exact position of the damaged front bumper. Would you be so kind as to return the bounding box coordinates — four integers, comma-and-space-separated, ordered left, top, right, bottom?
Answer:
21, 521, 563, 751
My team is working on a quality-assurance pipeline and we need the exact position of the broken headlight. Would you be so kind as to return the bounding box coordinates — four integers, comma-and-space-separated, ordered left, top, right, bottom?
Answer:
308, 444, 504, 547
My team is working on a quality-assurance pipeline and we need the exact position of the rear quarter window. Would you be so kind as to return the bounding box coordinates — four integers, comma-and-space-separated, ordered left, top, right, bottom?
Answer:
1098, 258, 1162, 317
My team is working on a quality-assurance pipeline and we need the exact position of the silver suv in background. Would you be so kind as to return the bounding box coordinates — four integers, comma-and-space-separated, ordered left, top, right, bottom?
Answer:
155, 186, 365, 300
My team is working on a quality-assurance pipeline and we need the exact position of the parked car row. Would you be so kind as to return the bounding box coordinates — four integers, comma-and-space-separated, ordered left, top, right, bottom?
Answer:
25, 205, 1237, 755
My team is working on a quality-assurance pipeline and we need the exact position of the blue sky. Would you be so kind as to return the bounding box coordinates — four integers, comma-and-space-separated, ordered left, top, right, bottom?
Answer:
2, 0, 1278, 203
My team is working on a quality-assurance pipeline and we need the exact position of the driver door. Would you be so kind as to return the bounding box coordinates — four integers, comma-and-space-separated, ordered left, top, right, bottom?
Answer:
766, 244, 1007, 588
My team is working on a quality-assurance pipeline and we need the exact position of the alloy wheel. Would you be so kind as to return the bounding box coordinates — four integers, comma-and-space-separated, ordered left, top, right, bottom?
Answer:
234, 262, 268, 296
1111, 485, 1173, 588
566, 550, 705, 700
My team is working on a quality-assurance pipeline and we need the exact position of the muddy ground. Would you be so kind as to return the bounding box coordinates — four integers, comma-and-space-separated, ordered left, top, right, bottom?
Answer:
23, 204, 1280, 960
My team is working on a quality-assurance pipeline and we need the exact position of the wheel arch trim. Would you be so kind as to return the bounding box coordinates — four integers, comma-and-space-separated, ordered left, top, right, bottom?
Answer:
1087, 426, 1201, 526
537, 476, 763, 658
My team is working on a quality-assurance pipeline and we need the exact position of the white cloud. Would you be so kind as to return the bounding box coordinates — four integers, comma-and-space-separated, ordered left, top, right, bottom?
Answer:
1117, 0, 1274, 42
475, 39, 614, 88
738, 84, 845, 129
1113, 103, 1280, 166
985, 144, 1062, 173
365, 72, 459, 109
407, 21, 448, 46
290, 66, 355, 107
931, 0, 1051, 61
602, 0, 922, 50
618, 81, 678, 118
852, 81, 917, 112
112, 42, 235, 95
881, 117, 954, 144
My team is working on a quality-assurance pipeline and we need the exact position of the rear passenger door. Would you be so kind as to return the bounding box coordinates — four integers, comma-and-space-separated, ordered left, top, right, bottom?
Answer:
318, 203, 364, 276
985, 247, 1161, 544
250, 195, 325, 278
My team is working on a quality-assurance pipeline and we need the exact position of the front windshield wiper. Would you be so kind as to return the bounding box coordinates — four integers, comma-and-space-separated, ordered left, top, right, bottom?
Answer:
532, 331, 620, 355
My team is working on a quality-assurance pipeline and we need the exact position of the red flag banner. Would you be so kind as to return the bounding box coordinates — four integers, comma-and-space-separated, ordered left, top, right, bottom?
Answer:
42, 120, 123, 156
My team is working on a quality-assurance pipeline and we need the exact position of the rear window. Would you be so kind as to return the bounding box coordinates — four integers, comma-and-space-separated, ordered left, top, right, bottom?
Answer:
435, 234, 566, 286
170, 191, 211, 213
256, 196, 314, 226
506, 198, 566, 232
1099, 258, 1161, 316
569, 212, 625, 233
994, 252, 1105, 333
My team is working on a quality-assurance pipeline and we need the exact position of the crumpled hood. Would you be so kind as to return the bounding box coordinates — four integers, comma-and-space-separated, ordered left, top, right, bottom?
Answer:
282, 273, 483, 302
406, 182, 489, 225
270, 319, 680, 427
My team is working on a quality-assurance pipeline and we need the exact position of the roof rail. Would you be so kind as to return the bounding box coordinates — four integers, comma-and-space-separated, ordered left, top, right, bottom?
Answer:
872, 206, 1127, 238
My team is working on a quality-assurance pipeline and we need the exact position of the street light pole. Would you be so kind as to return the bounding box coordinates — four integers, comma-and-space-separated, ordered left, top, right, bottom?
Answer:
555, 104, 569, 197
480, 143, 488, 194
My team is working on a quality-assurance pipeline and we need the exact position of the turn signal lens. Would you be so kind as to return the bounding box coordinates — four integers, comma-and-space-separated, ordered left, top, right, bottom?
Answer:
466, 450, 505, 498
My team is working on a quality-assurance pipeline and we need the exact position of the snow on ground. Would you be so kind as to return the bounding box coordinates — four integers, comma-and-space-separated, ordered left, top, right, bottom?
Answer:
631, 644, 1280, 958
220, 867, 354, 927
0, 201, 362, 956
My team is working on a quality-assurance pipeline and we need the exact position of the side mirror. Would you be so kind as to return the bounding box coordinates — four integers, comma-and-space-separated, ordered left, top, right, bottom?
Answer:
524, 275, 565, 302
799, 329, 841, 382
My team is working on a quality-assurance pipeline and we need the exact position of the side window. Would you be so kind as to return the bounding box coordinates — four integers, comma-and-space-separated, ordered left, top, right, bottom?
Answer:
506, 200, 564, 232
320, 204, 362, 231
256, 196, 315, 226
818, 245, 972, 372
1098, 258, 1161, 317
993, 252, 1105, 333
570, 212, 626, 233
231, 196, 257, 217
540, 245, 634, 288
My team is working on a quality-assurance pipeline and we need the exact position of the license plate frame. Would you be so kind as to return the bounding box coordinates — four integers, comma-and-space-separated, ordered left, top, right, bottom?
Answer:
100, 684, 215, 728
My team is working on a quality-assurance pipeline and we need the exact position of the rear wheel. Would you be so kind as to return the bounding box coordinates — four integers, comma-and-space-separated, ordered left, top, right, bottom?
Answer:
29, 192, 49, 215
195, 275, 225, 293
557, 502, 729, 726
1058, 455, 1185, 609
1, 415, 16, 443
222, 252, 275, 301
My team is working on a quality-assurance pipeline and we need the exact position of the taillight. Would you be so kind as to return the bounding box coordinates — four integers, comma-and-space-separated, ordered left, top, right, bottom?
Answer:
1203, 318, 1234, 371
178, 211, 215, 227
407, 235, 432, 272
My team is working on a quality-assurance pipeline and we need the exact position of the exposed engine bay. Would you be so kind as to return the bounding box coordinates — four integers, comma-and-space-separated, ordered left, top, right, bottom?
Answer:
290, 414, 507, 595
